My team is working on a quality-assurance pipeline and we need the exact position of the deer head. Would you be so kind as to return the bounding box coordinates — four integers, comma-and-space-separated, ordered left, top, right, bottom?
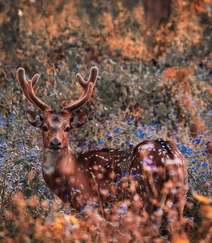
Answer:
16, 67, 98, 151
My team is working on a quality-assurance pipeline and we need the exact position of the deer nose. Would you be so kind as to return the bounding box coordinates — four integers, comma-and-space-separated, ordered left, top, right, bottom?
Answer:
50, 138, 61, 149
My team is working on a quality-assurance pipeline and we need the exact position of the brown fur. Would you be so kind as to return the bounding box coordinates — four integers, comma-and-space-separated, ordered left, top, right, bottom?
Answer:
17, 67, 188, 231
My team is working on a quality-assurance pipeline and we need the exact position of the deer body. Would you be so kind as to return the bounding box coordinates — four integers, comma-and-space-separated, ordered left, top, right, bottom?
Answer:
132, 140, 188, 223
16, 67, 188, 225
43, 144, 130, 210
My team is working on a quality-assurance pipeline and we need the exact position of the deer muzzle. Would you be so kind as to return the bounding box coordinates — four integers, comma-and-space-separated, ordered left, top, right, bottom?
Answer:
49, 137, 62, 150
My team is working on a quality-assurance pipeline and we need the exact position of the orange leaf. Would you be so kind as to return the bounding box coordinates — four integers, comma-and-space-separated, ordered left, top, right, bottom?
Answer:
162, 67, 193, 81
201, 205, 212, 219
193, 3, 207, 13
193, 192, 212, 204
203, 0, 212, 3
162, 67, 178, 80
172, 233, 190, 243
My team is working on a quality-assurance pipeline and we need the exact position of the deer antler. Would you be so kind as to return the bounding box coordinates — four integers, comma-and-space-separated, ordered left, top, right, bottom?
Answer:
63, 66, 98, 112
16, 67, 51, 111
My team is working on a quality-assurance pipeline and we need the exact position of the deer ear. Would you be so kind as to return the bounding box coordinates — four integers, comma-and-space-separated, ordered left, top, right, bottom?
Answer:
69, 116, 74, 125
26, 110, 43, 127
69, 110, 87, 128
75, 110, 87, 128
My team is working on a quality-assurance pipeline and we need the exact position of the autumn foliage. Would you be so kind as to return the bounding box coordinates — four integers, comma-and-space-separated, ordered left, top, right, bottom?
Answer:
0, 0, 211, 242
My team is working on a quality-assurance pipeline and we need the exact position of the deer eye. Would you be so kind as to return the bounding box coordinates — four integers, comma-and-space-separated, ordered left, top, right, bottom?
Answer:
39, 115, 44, 122
42, 124, 48, 132
70, 117, 74, 123
64, 127, 70, 132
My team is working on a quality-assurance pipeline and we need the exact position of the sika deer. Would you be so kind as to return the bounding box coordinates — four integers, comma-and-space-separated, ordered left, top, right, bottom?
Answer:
16, 67, 188, 229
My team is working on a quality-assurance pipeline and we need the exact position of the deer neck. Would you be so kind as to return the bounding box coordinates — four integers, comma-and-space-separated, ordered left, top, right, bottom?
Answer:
43, 146, 77, 176
42, 145, 95, 205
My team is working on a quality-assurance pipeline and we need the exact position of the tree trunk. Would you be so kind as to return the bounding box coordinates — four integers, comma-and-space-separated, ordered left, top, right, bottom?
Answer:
143, 0, 172, 26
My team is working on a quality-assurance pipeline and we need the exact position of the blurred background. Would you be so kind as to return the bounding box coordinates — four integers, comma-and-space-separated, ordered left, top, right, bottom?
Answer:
0, 0, 211, 241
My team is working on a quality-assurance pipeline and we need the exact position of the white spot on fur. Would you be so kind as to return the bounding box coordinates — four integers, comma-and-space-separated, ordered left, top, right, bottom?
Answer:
139, 143, 155, 151
165, 157, 183, 165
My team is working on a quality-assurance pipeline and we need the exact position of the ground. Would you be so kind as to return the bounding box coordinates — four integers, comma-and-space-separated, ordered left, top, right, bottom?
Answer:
0, 0, 211, 242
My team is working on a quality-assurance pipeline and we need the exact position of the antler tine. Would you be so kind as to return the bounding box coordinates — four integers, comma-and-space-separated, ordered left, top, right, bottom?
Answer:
76, 66, 98, 88
88, 66, 98, 84
27, 80, 51, 111
31, 73, 40, 86
76, 73, 87, 88
16, 67, 35, 104
16, 67, 51, 111
63, 66, 98, 112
